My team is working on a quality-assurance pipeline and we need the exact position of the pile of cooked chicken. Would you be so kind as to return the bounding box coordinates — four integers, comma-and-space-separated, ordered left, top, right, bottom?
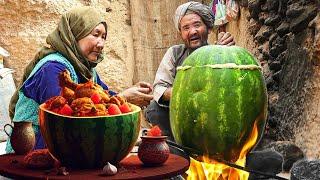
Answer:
44, 70, 132, 117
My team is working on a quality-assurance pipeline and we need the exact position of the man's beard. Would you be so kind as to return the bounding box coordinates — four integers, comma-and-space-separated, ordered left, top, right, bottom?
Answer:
189, 41, 208, 52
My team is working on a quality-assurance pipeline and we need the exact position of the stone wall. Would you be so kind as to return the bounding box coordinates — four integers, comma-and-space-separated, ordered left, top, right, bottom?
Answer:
247, 0, 319, 158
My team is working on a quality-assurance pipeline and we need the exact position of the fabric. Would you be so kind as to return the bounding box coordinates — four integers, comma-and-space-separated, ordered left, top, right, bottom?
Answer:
9, 6, 106, 119
6, 53, 116, 153
173, 1, 215, 31
226, 0, 240, 21
214, 0, 228, 26
152, 44, 190, 107
6, 53, 77, 153
23, 62, 115, 104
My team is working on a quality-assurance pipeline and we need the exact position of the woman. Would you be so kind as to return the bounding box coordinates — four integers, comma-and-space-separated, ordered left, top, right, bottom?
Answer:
6, 6, 153, 153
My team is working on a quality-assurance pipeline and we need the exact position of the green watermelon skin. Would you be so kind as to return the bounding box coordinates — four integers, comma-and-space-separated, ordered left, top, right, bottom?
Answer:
170, 45, 267, 162
39, 104, 140, 168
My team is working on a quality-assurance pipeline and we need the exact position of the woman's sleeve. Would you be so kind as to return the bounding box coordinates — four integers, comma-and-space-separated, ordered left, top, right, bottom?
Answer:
95, 73, 117, 96
22, 61, 67, 104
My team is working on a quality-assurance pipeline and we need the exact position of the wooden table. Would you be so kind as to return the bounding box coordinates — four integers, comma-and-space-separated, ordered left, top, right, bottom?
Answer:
0, 153, 190, 179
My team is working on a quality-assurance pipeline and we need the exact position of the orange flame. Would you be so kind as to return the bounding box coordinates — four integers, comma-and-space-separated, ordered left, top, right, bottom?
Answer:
187, 120, 259, 180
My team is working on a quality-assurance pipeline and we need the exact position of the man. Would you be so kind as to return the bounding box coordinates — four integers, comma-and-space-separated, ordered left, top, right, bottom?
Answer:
145, 1, 235, 141
145, 3, 283, 178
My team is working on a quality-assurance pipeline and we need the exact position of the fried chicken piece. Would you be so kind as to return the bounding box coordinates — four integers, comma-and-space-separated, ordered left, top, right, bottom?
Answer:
45, 96, 67, 111
115, 95, 126, 105
108, 95, 126, 106
92, 104, 108, 116
59, 70, 110, 103
58, 70, 78, 91
60, 87, 75, 103
70, 97, 95, 116
109, 96, 121, 106
74, 80, 110, 103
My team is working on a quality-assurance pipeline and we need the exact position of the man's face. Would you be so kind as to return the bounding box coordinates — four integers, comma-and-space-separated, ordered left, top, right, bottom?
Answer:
179, 13, 209, 50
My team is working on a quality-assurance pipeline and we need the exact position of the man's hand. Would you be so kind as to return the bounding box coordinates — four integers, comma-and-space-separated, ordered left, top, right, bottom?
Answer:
119, 81, 153, 107
162, 87, 172, 101
216, 32, 235, 46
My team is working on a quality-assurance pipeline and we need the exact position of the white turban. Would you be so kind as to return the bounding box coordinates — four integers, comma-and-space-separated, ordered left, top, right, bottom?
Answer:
173, 1, 215, 31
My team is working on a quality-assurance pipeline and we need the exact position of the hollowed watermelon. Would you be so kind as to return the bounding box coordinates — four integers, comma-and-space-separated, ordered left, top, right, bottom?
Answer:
39, 103, 141, 168
170, 45, 267, 162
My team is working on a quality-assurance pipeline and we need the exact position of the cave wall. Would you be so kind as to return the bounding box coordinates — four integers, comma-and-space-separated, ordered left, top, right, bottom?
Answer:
247, 0, 319, 158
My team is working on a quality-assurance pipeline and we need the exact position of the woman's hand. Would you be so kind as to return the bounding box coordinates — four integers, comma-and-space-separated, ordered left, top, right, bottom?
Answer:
119, 82, 153, 107
216, 32, 236, 46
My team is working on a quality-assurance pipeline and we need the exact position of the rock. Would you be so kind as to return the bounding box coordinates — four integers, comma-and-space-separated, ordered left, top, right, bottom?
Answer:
266, 76, 275, 89
275, 51, 288, 65
270, 43, 286, 58
269, 35, 286, 57
265, 141, 305, 171
270, 34, 285, 49
286, 3, 304, 19
238, 0, 248, 7
277, 0, 287, 16
268, 91, 279, 105
258, 45, 264, 53
262, 51, 270, 60
269, 33, 278, 46
258, 12, 269, 24
260, 3, 268, 12
248, 0, 261, 20
272, 70, 281, 83
269, 61, 282, 71
246, 149, 283, 180
255, 25, 274, 44
291, 159, 320, 180
266, 0, 279, 11
265, 15, 281, 26
276, 22, 290, 36
248, 18, 262, 36
290, 5, 318, 34
261, 60, 271, 76
261, 0, 279, 12
259, 41, 270, 56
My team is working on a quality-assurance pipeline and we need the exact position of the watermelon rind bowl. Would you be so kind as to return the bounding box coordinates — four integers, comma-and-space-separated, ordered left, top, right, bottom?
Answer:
39, 103, 141, 169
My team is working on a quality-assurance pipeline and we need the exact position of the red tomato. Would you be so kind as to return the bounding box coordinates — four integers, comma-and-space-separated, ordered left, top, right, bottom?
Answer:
147, 125, 162, 136
108, 104, 122, 115
119, 103, 132, 113
58, 104, 73, 116
90, 93, 101, 104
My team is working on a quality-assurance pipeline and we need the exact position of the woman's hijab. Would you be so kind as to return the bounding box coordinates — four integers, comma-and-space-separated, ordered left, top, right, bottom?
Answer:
9, 6, 106, 119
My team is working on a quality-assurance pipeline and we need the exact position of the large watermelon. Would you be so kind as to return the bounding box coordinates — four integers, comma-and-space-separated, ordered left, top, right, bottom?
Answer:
170, 45, 267, 162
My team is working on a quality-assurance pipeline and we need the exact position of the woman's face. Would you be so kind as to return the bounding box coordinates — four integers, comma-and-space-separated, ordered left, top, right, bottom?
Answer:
78, 23, 107, 62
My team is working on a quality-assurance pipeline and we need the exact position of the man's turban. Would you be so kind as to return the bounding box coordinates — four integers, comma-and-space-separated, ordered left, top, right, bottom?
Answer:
173, 1, 215, 31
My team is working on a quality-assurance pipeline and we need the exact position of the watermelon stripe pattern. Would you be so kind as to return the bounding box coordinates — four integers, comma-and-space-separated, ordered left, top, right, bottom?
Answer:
39, 104, 141, 168
170, 45, 267, 162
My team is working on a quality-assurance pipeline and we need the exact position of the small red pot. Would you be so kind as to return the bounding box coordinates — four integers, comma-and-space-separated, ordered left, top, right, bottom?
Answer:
138, 136, 170, 166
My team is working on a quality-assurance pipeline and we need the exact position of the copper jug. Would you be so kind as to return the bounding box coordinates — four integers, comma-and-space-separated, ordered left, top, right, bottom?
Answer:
4, 122, 35, 155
